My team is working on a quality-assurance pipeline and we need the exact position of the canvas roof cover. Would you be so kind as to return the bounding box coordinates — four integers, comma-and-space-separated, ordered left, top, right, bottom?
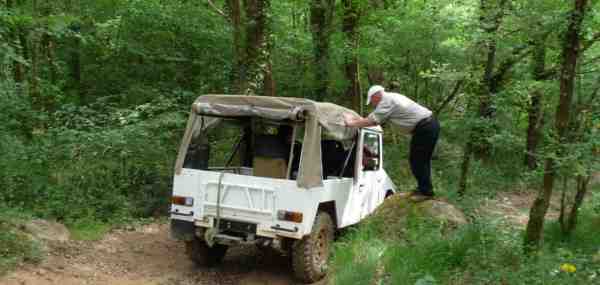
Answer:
175, 95, 362, 188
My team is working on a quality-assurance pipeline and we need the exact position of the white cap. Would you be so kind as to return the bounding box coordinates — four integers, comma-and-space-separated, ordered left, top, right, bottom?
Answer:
366, 85, 385, 105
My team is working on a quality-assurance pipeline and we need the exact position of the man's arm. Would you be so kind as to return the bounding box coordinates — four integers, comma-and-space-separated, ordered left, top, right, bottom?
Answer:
343, 113, 378, 128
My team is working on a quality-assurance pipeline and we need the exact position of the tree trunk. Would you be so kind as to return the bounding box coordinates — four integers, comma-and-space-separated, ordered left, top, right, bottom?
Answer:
242, 0, 272, 95
41, 2, 56, 111
457, 0, 506, 195
70, 25, 82, 103
472, 0, 507, 159
29, 0, 41, 108
342, 0, 361, 112
565, 175, 590, 235
263, 60, 275, 96
458, 139, 473, 196
226, 0, 244, 93
15, 0, 29, 86
524, 0, 589, 251
310, 0, 335, 101
525, 37, 547, 169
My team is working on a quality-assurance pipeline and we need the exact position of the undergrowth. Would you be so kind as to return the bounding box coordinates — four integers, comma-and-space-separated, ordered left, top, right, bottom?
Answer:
331, 193, 600, 285
0, 207, 42, 276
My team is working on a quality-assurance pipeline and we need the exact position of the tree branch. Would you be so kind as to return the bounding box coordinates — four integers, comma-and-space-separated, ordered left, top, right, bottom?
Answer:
435, 79, 465, 115
206, 0, 227, 19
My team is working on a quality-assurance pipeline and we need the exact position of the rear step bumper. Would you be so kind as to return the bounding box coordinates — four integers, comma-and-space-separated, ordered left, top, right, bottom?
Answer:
170, 219, 195, 241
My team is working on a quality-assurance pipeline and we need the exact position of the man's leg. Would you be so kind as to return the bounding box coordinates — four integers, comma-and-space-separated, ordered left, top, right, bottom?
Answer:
410, 120, 440, 196
421, 120, 440, 194
409, 131, 430, 195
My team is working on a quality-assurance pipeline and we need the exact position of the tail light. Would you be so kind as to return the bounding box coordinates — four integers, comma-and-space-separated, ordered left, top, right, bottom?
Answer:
277, 210, 303, 223
172, 196, 194, 207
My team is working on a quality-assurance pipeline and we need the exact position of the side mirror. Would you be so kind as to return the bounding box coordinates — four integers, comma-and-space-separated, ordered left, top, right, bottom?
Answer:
364, 157, 379, 171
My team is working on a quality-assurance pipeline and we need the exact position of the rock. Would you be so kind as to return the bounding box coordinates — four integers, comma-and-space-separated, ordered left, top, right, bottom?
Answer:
370, 194, 468, 237
416, 199, 468, 226
22, 219, 70, 242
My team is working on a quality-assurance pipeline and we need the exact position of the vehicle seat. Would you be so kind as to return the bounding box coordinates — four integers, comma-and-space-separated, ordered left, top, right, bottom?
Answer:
322, 140, 347, 177
253, 135, 288, 179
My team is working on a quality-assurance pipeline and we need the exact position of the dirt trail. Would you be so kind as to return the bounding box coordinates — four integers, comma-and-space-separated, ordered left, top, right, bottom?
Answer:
1, 223, 322, 285
3, 185, 594, 285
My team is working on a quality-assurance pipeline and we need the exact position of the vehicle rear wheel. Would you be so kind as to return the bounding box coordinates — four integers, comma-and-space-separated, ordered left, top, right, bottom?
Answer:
185, 236, 228, 267
385, 190, 394, 199
292, 211, 334, 283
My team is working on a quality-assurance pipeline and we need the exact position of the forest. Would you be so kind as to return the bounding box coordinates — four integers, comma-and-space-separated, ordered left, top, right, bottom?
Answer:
0, 0, 599, 284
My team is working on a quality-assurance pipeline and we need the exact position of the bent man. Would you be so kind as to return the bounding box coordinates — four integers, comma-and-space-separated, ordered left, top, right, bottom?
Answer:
344, 85, 440, 200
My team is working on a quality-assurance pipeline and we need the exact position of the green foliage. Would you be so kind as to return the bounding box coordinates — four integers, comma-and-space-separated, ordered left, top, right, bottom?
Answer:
1, 0, 599, 277
0, 89, 186, 223
332, 212, 600, 285
0, 207, 42, 276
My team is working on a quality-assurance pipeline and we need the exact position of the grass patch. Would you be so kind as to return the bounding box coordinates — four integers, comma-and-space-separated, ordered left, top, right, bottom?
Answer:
67, 218, 112, 241
332, 222, 386, 285
332, 207, 600, 285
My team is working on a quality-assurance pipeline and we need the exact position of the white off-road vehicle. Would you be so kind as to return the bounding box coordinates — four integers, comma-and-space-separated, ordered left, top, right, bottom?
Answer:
170, 95, 396, 283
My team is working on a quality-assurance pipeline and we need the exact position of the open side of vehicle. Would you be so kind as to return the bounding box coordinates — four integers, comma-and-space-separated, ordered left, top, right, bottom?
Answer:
170, 95, 396, 283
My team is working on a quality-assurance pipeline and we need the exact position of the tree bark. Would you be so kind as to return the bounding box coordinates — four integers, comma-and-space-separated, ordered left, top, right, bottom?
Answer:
69, 23, 82, 103
40, 2, 56, 111
29, 0, 41, 108
565, 175, 590, 235
472, 0, 507, 158
524, 0, 589, 251
242, 0, 272, 96
226, 0, 244, 93
13, 0, 29, 85
524, 38, 547, 169
310, 0, 335, 101
342, 0, 361, 112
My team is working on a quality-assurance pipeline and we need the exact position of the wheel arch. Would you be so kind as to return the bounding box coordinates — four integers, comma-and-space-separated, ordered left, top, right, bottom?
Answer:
317, 201, 338, 228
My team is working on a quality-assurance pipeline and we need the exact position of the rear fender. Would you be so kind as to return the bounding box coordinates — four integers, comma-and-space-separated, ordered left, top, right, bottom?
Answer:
317, 201, 338, 228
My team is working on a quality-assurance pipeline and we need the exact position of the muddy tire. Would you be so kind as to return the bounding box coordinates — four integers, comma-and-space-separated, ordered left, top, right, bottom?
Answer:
385, 190, 394, 199
185, 237, 228, 267
292, 211, 334, 283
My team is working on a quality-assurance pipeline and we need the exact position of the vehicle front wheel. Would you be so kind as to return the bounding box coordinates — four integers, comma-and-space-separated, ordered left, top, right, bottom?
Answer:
185, 236, 228, 267
292, 211, 334, 283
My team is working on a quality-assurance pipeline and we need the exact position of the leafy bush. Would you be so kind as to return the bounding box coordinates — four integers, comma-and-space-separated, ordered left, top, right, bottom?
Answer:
0, 207, 42, 276
0, 94, 187, 224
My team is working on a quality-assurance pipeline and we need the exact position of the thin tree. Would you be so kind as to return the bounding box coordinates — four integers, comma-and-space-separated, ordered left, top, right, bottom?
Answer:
342, 0, 361, 112
524, 0, 589, 250
243, 0, 274, 96
310, 0, 335, 101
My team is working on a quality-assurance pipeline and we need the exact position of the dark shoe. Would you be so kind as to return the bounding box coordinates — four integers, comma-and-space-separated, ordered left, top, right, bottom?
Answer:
409, 191, 434, 202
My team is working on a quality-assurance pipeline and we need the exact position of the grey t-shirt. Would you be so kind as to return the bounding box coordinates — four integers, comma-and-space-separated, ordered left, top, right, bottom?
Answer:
367, 92, 432, 134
